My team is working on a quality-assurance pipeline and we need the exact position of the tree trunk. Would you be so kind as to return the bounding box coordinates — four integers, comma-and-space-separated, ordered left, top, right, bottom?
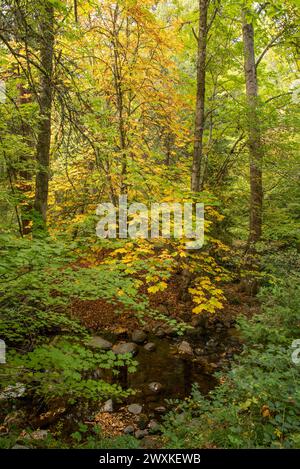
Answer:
242, 15, 263, 245
112, 5, 127, 195
191, 0, 209, 192
34, 1, 54, 228
74, 0, 78, 23
17, 83, 34, 235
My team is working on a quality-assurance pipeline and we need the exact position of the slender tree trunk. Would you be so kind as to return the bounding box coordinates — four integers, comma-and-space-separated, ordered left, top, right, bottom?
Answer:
17, 83, 34, 235
112, 6, 127, 195
242, 15, 263, 245
74, 0, 78, 23
181, 0, 209, 303
191, 0, 209, 192
34, 1, 54, 228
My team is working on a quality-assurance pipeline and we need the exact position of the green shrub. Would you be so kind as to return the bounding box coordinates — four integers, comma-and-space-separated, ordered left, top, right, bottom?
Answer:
2, 341, 137, 404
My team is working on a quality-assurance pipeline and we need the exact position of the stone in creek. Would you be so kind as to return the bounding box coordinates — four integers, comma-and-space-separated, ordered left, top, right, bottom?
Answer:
155, 328, 166, 338
144, 342, 156, 352
128, 403, 143, 415
112, 342, 138, 356
177, 340, 193, 356
148, 382, 163, 394
208, 363, 218, 371
123, 425, 135, 435
135, 429, 148, 440
131, 329, 147, 344
100, 399, 113, 413
163, 326, 176, 337
88, 336, 112, 350
148, 419, 160, 434
154, 406, 166, 414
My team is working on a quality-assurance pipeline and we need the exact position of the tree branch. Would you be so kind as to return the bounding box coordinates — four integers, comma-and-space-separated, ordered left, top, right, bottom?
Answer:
256, 27, 287, 69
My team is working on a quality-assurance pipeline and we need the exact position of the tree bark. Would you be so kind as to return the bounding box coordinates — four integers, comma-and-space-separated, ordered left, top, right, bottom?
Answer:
17, 83, 34, 235
34, 1, 54, 228
242, 15, 263, 245
112, 5, 127, 195
191, 0, 209, 192
74, 0, 78, 23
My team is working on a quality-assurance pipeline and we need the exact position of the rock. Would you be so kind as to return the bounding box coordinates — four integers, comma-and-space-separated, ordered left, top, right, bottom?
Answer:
154, 406, 166, 414
30, 429, 48, 440
88, 336, 112, 350
128, 403, 143, 415
206, 339, 216, 349
100, 399, 113, 413
135, 429, 148, 440
112, 327, 128, 338
112, 342, 138, 355
144, 342, 156, 352
148, 382, 163, 394
148, 419, 160, 434
12, 445, 29, 449
177, 341, 193, 356
155, 328, 165, 338
123, 425, 135, 435
208, 363, 218, 371
163, 326, 176, 337
132, 330, 147, 344
137, 414, 149, 430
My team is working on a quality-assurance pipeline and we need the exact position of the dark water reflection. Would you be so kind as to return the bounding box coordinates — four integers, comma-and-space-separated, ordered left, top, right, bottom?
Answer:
117, 336, 217, 412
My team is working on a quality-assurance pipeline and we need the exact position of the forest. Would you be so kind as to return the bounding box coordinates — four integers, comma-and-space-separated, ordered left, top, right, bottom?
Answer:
0, 0, 299, 453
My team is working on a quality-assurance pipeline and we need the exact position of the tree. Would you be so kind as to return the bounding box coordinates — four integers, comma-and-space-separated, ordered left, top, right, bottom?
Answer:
242, 9, 263, 245
33, 1, 55, 228
191, 0, 209, 193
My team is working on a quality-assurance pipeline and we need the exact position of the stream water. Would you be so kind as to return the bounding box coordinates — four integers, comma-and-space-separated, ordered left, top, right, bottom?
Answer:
127, 344, 215, 410
109, 334, 219, 414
